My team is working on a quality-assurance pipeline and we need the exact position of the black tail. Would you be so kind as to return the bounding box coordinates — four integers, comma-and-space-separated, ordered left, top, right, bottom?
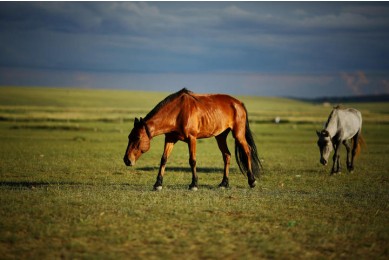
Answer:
235, 105, 262, 177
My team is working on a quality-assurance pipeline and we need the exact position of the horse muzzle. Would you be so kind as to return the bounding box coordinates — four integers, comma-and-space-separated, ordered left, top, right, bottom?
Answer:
123, 157, 135, 166
320, 158, 327, 166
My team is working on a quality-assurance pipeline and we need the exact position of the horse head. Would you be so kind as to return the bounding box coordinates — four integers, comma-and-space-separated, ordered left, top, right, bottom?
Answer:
316, 130, 333, 166
123, 117, 151, 166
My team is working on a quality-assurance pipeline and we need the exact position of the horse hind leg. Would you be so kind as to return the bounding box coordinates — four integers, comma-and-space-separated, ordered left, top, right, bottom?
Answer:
235, 136, 256, 188
215, 130, 231, 188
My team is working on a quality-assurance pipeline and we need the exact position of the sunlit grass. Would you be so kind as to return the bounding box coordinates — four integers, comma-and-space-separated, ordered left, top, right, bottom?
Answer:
0, 87, 388, 259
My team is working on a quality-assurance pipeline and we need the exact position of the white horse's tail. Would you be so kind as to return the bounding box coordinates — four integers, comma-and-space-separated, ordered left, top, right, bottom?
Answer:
353, 134, 366, 158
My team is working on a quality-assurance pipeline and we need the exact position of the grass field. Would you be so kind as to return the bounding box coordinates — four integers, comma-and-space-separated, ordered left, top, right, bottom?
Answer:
0, 87, 388, 259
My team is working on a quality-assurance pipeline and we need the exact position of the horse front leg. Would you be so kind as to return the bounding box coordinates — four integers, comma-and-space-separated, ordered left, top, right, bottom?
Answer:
349, 132, 360, 172
154, 136, 176, 191
188, 136, 198, 191
343, 140, 352, 172
331, 141, 341, 174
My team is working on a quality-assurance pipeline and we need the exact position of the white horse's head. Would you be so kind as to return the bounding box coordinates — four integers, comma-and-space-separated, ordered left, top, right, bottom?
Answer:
316, 130, 333, 166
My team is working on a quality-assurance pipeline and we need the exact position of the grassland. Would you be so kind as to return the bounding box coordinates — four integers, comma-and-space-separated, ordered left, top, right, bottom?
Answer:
0, 86, 388, 259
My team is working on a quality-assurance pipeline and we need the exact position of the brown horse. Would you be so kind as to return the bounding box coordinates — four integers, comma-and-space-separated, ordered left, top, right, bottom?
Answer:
123, 88, 261, 190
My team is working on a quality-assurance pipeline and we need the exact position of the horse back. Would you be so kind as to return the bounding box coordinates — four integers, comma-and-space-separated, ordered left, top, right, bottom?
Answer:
336, 108, 362, 139
177, 93, 246, 138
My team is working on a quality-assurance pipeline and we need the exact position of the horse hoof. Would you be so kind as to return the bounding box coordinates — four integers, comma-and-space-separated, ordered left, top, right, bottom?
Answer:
154, 186, 163, 191
218, 183, 229, 189
189, 186, 198, 191
249, 180, 256, 188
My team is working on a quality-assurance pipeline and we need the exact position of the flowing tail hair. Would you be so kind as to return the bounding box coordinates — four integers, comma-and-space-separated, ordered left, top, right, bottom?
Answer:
353, 133, 366, 158
234, 105, 262, 177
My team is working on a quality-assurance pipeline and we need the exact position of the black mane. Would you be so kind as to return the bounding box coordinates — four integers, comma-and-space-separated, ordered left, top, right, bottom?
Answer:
325, 106, 341, 128
144, 88, 192, 121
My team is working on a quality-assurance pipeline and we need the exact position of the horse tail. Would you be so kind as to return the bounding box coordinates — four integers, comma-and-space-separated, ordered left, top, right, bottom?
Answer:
235, 105, 262, 177
354, 133, 366, 158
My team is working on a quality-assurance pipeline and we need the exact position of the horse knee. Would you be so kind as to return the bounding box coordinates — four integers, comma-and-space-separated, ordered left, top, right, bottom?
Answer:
189, 158, 196, 168
224, 153, 231, 164
160, 155, 167, 166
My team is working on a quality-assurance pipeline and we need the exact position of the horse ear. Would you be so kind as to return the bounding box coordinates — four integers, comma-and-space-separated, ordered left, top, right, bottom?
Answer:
140, 117, 144, 123
134, 117, 140, 127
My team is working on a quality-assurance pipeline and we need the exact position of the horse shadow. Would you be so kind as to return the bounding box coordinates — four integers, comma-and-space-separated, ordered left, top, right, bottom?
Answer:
0, 181, 53, 188
0, 181, 132, 189
0, 180, 228, 191
138, 166, 227, 174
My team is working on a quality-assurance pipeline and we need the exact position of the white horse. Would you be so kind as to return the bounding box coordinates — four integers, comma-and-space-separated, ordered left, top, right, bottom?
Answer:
316, 106, 364, 174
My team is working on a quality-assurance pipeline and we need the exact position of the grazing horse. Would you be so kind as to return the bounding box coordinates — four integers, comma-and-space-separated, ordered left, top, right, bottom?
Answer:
124, 88, 261, 190
316, 106, 364, 174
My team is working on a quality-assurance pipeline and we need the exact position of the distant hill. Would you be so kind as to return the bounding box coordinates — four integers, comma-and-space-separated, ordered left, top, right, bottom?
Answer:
298, 94, 389, 103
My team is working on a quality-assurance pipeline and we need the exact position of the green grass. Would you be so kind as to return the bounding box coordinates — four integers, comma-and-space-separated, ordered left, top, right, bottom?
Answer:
0, 87, 388, 259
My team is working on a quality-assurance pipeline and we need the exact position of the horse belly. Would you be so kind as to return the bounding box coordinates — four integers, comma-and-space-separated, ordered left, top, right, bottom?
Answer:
197, 126, 228, 139
196, 113, 231, 138
340, 111, 362, 140
183, 94, 238, 139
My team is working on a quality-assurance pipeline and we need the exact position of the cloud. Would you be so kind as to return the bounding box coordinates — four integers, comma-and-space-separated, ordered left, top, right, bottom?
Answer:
0, 2, 388, 97
341, 71, 369, 95
381, 80, 389, 94
224, 5, 250, 17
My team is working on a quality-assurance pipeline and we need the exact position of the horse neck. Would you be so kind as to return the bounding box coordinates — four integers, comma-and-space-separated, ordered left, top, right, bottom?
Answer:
325, 110, 339, 138
145, 101, 181, 137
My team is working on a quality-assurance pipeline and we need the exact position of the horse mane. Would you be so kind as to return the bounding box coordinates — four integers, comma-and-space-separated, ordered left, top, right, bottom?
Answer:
325, 105, 345, 128
325, 109, 336, 128
144, 88, 193, 121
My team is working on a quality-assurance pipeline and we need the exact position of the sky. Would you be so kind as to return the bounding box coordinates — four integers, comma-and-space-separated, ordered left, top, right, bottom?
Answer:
0, 1, 388, 98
